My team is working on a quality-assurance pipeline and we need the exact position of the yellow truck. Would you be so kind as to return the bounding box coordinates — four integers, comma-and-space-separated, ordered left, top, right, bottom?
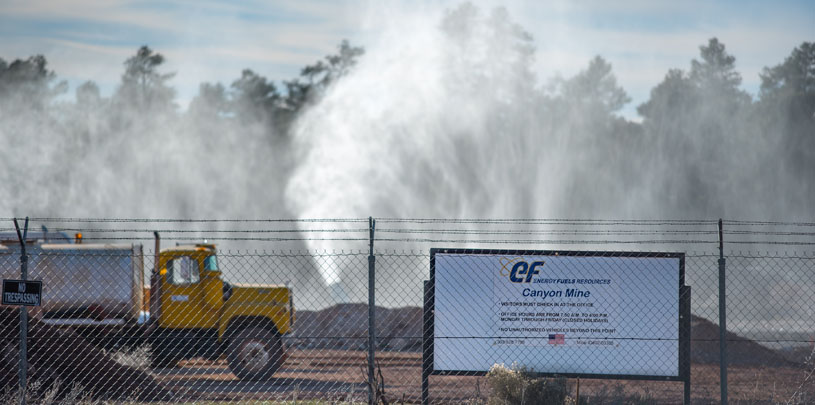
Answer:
0, 233, 293, 381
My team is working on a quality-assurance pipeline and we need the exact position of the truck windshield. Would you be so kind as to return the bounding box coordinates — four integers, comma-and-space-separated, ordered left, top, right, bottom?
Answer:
204, 255, 219, 271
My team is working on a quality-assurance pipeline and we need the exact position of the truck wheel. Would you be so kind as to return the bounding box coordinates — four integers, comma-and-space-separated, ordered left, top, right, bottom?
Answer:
226, 327, 283, 380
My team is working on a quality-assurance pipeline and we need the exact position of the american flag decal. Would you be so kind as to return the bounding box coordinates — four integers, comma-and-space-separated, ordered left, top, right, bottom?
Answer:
548, 334, 565, 345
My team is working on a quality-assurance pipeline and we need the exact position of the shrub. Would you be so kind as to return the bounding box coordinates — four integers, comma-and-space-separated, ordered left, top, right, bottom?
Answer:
486, 363, 573, 405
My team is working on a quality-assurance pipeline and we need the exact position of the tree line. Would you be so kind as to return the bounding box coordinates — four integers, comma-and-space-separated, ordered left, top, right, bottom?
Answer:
0, 4, 812, 220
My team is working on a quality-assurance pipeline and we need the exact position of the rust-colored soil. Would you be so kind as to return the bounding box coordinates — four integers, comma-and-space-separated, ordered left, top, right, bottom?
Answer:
160, 350, 814, 404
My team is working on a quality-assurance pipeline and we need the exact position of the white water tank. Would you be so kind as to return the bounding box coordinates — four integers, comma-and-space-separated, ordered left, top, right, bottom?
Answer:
0, 243, 144, 322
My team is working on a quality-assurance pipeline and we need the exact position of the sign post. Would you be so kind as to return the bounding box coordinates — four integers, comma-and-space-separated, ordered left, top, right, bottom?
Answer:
10, 218, 39, 405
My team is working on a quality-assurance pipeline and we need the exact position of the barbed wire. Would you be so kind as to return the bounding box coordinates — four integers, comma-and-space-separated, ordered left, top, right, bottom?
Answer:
0, 217, 370, 223
3, 236, 812, 246
3, 227, 812, 237
1, 218, 812, 248
378, 218, 717, 225
9, 249, 811, 258
725, 220, 815, 227
379, 228, 720, 235
11, 236, 371, 242
0, 227, 369, 234
375, 238, 720, 245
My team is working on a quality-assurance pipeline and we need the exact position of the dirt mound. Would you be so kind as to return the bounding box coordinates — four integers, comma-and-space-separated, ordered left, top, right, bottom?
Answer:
0, 307, 173, 401
292, 304, 799, 368
690, 315, 799, 368
292, 304, 421, 351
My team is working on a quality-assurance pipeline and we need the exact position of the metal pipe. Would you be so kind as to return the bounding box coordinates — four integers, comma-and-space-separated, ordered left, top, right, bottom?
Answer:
718, 219, 728, 405
367, 217, 376, 405
682, 285, 692, 405
148, 232, 161, 325
154, 231, 161, 275
422, 280, 430, 405
13, 218, 29, 405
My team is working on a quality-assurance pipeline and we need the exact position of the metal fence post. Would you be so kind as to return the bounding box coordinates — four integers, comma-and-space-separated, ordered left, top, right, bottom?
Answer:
422, 280, 431, 405
718, 219, 728, 405
681, 285, 692, 405
368, 217, 376, 405
13, 218, 29, 405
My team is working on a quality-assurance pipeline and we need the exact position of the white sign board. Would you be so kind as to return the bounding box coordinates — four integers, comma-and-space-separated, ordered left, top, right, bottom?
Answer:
430, 249, 683, 378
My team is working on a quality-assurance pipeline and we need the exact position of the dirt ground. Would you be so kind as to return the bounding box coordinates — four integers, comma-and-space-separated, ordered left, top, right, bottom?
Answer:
154, 349, 814, 403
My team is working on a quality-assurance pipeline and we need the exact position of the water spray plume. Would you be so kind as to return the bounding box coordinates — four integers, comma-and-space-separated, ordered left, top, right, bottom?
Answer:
284, 4, 552, 298
286, 3, 547, 219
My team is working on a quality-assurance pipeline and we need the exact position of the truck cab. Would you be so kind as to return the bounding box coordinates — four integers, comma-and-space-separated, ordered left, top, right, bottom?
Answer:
149, 244, 293, 380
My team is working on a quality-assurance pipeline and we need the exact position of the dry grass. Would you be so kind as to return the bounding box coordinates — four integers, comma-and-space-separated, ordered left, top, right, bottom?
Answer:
1, 379, 96, 405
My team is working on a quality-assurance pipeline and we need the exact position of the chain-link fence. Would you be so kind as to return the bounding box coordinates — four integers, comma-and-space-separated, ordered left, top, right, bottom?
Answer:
0, 218, 813, 404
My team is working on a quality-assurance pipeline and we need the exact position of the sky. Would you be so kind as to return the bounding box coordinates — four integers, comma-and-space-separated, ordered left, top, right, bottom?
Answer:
0, 0, 812, 120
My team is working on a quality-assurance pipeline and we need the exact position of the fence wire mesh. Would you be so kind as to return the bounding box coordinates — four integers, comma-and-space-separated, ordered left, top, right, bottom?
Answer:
0, 218, 812, 404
